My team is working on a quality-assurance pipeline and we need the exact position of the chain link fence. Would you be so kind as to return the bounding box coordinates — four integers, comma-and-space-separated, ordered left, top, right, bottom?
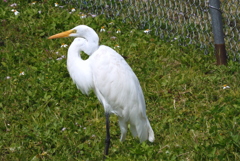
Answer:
221, 0, 240, 61
62, 0, 240, 61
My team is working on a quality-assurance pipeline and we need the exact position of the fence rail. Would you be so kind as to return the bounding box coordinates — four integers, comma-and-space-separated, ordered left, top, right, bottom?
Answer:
62, 0, 240, 62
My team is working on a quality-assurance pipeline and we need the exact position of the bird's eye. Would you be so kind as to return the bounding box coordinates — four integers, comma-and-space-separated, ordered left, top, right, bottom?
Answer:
71, 29, 77, 33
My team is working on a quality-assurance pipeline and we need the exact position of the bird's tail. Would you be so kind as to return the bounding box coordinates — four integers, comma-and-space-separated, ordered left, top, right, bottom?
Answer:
130, 116, 155, 142
119, 112, 155, 142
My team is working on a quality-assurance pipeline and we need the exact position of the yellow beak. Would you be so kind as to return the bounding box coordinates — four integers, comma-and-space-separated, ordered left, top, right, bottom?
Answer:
48, 30, 74, 39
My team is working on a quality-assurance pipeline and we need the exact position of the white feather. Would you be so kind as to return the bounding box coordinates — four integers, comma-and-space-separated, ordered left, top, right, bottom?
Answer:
60, 25, 154, 142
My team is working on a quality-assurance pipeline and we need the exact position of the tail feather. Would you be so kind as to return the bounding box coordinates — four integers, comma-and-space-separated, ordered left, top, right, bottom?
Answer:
147, 119, 155, 142
118, 110, 154, 142
131, 116, 155, 142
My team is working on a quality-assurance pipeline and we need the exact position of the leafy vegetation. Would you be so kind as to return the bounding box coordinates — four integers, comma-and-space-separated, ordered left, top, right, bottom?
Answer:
0, 0, 239, 160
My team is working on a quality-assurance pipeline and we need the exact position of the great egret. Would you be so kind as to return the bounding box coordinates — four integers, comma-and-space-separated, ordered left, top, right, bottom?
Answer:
48, 25, 154, 156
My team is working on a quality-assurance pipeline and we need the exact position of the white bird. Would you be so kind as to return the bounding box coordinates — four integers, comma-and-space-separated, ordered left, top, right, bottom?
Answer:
48, 25, 154, 156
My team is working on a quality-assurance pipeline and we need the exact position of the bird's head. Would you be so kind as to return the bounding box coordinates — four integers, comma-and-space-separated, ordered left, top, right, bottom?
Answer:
48, 25, 99, 55
48, 25, 99, 41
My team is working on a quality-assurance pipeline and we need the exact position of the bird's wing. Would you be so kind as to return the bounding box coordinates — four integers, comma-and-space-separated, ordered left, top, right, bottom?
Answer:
90, 45, 147, 117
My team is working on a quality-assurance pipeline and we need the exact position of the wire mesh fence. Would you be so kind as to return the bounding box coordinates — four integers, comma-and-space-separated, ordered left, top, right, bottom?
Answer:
221, 0, 240, 61
61, 0, 240, 62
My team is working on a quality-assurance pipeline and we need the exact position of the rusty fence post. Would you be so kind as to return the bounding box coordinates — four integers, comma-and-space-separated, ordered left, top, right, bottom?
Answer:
209, 0, 227, 65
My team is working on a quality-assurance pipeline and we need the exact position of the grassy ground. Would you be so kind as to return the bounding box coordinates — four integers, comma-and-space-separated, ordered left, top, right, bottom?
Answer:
0, 0, 239, 160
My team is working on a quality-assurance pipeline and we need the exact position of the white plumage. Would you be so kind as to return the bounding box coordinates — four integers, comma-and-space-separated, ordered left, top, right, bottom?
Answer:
48, 25, 154, 155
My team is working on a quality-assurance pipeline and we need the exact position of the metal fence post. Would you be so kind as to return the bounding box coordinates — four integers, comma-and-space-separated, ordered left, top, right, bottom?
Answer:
209, 0, 227, 65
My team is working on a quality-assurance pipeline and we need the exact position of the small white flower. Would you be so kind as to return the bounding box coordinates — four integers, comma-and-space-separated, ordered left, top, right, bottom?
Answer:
12, 10, 20, 16
80, 14, 86, 18
110, 36, 117, 40
19, 71, 25, 76
31, 1, 36, 5
116, 29, 121, 33
54, 3, 59, 7
56, 55, 66, 60
100, 26, 105, 32
10, 3, 17, 7
90, 14, 97, 18
61, 43, 68, 48
14, 11, 20, 16
109, 22, 114, 25
114, 44, 120, 49
223, 85, 230, 89
71, 8, 76, 12
6, 76, 11, 79
144, 29, 151, 34
38, 10, 41, 14
61, 127, 66, 131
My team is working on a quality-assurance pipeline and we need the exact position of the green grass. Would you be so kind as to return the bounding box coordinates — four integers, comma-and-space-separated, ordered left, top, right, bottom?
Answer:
0, 0, 239, 160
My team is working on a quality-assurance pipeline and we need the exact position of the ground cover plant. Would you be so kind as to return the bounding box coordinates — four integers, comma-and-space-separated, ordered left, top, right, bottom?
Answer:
0, 0, 239, 160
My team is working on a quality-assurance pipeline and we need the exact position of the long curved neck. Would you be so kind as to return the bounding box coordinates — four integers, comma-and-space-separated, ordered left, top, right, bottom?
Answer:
81, 27, 99, 55
66, 42, 93, 95
67, 43, 83, 62
84, 38, 99, 55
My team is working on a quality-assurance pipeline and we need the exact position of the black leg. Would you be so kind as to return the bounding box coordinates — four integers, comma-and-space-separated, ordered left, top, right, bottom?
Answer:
104, 113, 111, 158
